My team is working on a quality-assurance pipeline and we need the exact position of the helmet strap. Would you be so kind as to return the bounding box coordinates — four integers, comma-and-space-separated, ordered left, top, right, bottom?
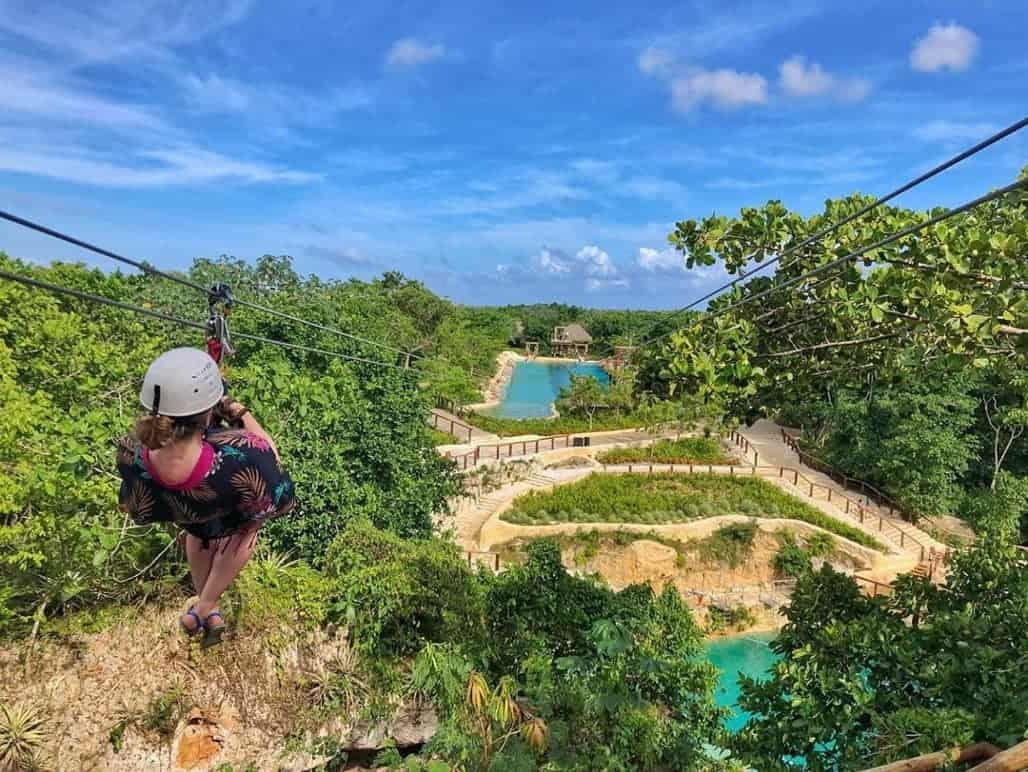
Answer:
152, 384, 161, 416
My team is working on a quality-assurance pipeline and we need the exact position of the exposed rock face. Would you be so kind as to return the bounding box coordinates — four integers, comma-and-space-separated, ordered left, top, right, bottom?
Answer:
172, 708, 228, 770
344, 703, 439, 750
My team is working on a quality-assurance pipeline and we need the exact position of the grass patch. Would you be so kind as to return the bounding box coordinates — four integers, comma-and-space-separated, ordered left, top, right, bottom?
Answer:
465, 411, 644, 437
429, 427, 459, 446
501, 472, 885, 550
596, 437, 731, 465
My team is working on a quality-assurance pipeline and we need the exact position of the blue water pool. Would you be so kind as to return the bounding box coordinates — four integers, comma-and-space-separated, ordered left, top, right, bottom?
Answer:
485, 360, 610, 419
705, 632, 779, 733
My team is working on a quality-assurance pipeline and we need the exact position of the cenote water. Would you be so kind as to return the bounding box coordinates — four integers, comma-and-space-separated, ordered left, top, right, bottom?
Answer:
705, 632, 779, 733
485, 360, 610, 418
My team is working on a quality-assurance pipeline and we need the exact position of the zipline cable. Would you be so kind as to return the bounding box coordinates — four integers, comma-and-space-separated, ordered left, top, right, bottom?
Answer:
0, 209, 418, 361
635, 115, 1028, 349
0, 268, 410, 370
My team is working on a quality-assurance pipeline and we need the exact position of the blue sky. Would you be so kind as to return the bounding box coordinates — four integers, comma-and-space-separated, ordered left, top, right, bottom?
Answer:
0, 1, 1025, 309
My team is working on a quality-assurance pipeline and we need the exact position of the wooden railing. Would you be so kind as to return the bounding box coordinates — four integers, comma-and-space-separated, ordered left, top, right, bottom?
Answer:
434, 395, 467, 417
429, 408, 475, 443
779, 429, 921, 524
446, 434, 575, 470
862, 737, 1028, 771
853, 574, 894, 597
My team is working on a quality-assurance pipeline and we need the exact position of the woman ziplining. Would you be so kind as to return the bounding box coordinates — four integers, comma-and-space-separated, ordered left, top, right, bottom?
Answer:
116, 347, 295, 648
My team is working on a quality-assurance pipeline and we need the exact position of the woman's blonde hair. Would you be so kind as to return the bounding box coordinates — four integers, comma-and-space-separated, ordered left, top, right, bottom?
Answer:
134, 412, 209, 450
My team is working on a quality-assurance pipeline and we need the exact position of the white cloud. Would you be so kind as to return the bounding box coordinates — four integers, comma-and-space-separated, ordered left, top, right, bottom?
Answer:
912, 120, 998, 143
503, 244, 630, 293
534, 248, 572, 275
576, 245, 617, 276
671, 69, 768, 111
386, 38, 446, 68
910, 23, 978, 72
637, 247, 682, 272
779, 56, 871, 101
638, 46, 675, 77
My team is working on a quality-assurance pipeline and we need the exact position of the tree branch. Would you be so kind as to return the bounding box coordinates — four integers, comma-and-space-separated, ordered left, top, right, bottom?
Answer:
758, 333, 901, 359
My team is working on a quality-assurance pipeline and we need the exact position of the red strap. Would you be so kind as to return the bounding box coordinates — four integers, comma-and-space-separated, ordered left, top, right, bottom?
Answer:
207, 338, 223, 364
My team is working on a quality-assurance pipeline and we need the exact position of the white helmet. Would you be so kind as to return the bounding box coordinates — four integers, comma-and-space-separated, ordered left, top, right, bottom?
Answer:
140, 348, 224, 417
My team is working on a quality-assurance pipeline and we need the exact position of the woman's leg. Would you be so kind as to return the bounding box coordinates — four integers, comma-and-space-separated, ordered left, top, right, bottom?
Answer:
184, 533, 216, 595
194, 524, 260, 619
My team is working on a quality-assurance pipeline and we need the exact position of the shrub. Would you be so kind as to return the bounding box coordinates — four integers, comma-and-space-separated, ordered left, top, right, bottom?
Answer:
773, 533, 813, 578
323, 519, 485, 656
805, 532, 835, 559
697, 521, 758, 568
597, 437, 731, 465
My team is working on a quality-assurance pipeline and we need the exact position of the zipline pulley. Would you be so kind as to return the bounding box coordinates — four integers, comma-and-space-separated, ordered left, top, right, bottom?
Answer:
206, 282, 235, 367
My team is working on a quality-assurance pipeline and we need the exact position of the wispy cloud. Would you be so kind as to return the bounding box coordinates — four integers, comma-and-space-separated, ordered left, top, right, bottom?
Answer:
0, 143, 319, 187
910, 23, 979, 72
179, 73, 374, 125
385, 38, 447, 68
912, 120, 998, 143
779, 56, 871, 102
0, 0, 253, 66
0, 70, 170, 133
643, 0, 823, 60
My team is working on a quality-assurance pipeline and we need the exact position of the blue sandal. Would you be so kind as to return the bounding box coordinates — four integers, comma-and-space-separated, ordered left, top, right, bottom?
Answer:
201, 611, 226, 649
180, 607, 204, 637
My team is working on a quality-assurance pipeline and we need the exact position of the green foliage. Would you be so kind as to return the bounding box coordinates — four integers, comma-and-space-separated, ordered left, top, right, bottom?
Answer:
323, 519, 484, 656
735, 536, 1028, 768
597, 436, 731, 465
410, 542, 728, 770
502, 473, 884, 549
697, 522, 758, 568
